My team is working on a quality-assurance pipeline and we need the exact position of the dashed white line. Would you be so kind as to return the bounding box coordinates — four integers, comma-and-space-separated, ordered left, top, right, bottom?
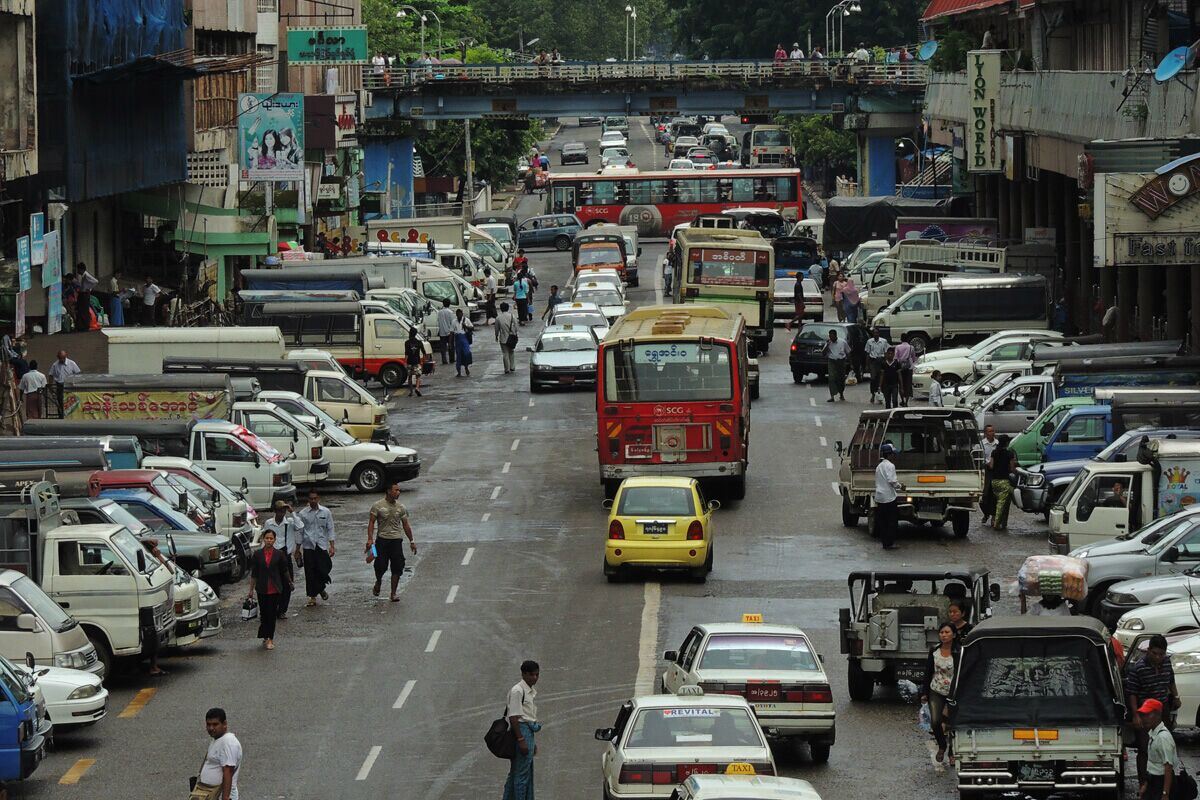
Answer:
825, 458, 834, 470
462, 547, 475, 566
445, 585, 459, 604
528, 398, 535, 407
490, 486, 503, 500
522, 415, 528, 421
814, 416, 823, 427
393, 680, 416, 710
355, 746, 382, 780
809, 397, 816, 407
634, 582, 662, 696
425, 630, 442, 653
820, 436, 828, 447
502, 461, 511, 474
511, 438, 520, 451
831, 481, 841, 495
481, 512, 491, 523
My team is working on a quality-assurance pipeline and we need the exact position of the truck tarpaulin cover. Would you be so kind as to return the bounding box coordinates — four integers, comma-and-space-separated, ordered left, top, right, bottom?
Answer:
940, 279, 1048, 324
240, 269, 369, 293
950, 621, 1121, 728
823, 197, 952, 251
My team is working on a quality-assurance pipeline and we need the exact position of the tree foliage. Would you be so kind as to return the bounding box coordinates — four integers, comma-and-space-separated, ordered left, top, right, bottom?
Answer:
361, 0, 488, 59
779, 114, 855, 170
470, 0, 671, 60
415, 120, 543, 188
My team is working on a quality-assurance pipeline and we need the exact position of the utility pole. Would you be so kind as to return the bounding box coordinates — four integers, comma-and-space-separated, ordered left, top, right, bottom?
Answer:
464, 118, 474, 215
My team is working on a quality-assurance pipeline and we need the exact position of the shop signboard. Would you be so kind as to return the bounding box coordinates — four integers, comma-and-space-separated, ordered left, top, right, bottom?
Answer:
16, 236, 30, 291
14, 291, 25, 339
42, 229, 61, 288
29, 212, 44, 265
966, 50, 1001, 173
47, 282, 62, 335
237, 93, 305, 182
1094, 165, 1200, 267
286, 27, 368, 65
61, 389, 230, 421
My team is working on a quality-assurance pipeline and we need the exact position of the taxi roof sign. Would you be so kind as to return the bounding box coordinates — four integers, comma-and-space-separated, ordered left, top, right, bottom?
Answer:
725, 762, 756, 776
742, 613, 764, 624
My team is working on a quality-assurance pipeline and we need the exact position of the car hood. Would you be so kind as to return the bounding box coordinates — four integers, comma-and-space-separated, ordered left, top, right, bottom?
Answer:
24, 666, 103, 700
1112, 572, 1200, 600
1070, 537, 1152, 559
1034, 458, 1094, 479
339, 442, 417, 460
918, 347, 974, 365
1117, 597, 1200, 629
532, 351, 597, 368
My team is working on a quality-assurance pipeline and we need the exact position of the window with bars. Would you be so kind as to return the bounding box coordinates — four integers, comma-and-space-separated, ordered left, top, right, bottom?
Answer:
256, 45, 276, 93
257, 0, 277, 11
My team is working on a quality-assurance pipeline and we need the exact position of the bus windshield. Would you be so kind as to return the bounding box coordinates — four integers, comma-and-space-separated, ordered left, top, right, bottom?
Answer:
688, 247, 770, 287
578, 244, 623, 266
752, 129, 790, 147
604, 342, 733, 402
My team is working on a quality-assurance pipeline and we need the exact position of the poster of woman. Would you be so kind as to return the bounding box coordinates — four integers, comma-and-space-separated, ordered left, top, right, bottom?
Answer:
238, 93, 305, 181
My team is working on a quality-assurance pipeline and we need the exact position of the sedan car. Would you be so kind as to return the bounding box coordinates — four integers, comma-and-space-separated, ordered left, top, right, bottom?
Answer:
528, 324, 599, 392
661, 619, 835, 762
603, 476, 716, 582
579, 116, 603, 126
600, 130, 628, 151
595, 688, 775, 799
672, 136, 700, 158
17, 664, 107, 730
669, 159, 699, 171
1113, 596, 1200, 650
551, 301, 610, 339
674, 775, 822, 800
573, 283, 628, 323
788, 322, 865, 383
771, 278, 821, 323
561, 142, 589, 166
601, 147, 634, 167
574, 268, 626, 298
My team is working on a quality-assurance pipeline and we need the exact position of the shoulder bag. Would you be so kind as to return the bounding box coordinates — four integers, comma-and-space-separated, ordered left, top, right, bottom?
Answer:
1175, 749, 1199, 800
484, 698, 518, 759
188, 754, 222, 800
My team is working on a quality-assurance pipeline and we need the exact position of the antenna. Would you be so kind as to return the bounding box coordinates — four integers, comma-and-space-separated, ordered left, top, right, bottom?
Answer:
1154, 39, 1199, 84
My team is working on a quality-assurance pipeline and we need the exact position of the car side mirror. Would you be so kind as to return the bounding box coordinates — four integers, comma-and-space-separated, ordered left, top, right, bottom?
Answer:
601, 499, 614, 509
137, 549, 147, 573
16, 614, 37, 633
241, 477, 249, 492
211, 489, 221, 506
663, 649, 679, 662
342, 410, 350, 423
835, 440, 844, 457
254, 454, 261, 468
594, 727, 616, 742
989, 583, 1001, 601
1164, 546, 1181, 563
293, 428, 299, 442
24, 652, 34, 670
1040, 421, 1054, 436
708, 500, 721, 511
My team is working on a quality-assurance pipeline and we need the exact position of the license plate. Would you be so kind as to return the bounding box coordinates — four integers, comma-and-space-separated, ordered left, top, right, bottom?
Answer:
746, 684, 780, 702
558, 375, 575, 384
642, 522, 669, 535
678, 764, 717, 780
894, 662, 926, 681
625, 444, 651, 458
1018, 763, 1055, 782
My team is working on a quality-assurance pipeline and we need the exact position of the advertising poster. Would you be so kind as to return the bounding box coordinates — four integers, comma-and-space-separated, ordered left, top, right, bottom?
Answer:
16, 236, 31, 291
1157, 460, 1200, 517
61, 389, 230, 421
29, 212, 44, 265
42, 229, 62, 288
237, 93, 305, 181
14, 292, 25, 339
47, 282, 63, 335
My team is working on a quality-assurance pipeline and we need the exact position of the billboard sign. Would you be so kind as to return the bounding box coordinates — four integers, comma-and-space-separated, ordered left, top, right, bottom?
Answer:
42, 229, 61, 288
29, 212, 44, 265
16, 236, 31, 291
1094, 169, 1200, 267
237, 93, 305, 181
966, 50, 1001, 173
286, 27, 369, 65
62, 389, 231, 421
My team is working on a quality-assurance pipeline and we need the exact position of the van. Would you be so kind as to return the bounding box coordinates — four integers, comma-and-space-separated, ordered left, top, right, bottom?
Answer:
0, 568, 104, 677
790, 218, 825, 241
616, 225, 641, 286
104, 327, 285, 374
0, 650, 47, 781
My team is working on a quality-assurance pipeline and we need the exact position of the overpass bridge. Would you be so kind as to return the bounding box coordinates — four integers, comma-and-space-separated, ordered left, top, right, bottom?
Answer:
363, 59, 928, 121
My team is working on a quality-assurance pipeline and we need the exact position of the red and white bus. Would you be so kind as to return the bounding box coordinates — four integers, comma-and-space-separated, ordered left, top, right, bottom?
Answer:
547, 168, 804, 238
596, 305, 752, 499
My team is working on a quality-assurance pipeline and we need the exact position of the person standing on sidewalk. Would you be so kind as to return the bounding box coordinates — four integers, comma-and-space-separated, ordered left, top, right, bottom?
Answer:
437, 298, 456, 364
296, 489, 335, 607
496, 302, 519, 374
894, 334, 916, 406
260, 501, 302, 619
875, 443, 904, 550
141, 276, 162, 326
513, 271, 531, 325
927, 370, 945, 407
484, 267, 498, 323
365, 483, 417, 602
247, 529, 293, 650
864, 329, 889, 403
197, 708, 242, 800
822, 328, 850, 402
504, 660, 542, 800
19, 360, 47, 420
405, 326, 424, 397
454, 308, 474, 377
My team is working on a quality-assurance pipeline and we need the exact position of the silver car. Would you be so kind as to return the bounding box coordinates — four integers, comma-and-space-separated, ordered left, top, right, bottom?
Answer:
528, 324, 599, 392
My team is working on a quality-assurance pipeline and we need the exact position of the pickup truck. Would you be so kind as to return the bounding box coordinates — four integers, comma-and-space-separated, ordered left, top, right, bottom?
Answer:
1038, 389, 1200, 463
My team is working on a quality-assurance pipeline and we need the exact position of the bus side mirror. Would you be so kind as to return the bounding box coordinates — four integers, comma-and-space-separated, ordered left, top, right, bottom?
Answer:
989, 583, 1001, 601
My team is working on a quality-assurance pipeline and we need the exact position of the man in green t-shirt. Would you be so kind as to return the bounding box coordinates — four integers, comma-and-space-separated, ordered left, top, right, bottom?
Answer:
365, 483, 417, 602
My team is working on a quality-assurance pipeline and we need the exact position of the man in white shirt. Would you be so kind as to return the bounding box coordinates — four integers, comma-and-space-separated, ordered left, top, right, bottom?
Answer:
823, 329, 851, 402
790, 43, 804, 60
201, 708, 242, 800
141, 276, 162, 326
296, 488, 335, 606
853, 44, 871, 63
504, 660, 541, 800
261, 501, 303, 618
18, 360, 47, 419
48, 350, 80, 384
436, 298, 457, 364
928, 370, 944, 407
662, 258, 673, 298
875, 443, 904, 550
980, 424, 999, 525
864, 329, 889, 403
483, 267, 498, 322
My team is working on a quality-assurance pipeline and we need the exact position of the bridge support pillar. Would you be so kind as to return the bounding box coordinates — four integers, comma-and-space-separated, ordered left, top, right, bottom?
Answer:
857, 133, 896, 197
362, 137, 417, 219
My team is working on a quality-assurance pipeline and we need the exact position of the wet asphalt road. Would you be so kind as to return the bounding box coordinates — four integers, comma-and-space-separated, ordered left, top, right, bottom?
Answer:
18, 118, 1199, 800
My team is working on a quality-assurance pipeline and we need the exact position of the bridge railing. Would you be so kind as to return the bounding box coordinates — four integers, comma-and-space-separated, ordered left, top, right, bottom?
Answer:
365, 59, 929, 90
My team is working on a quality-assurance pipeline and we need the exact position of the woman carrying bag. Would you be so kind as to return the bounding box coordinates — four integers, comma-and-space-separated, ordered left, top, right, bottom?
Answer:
454, 308, 475, 377
920, 622, 960, 764
247, 529, 293, 650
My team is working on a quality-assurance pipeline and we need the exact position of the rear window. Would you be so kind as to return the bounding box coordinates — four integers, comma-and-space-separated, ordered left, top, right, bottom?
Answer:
626, 707, 761, 748
617, 486, 696, 516
794, 323, 839, 342
699, 634, 818, 671
884, 418, 979, 471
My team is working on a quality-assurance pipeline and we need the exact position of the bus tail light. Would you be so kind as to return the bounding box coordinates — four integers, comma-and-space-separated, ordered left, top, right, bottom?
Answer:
687, 521, 704, 540
609, 520, 625, 540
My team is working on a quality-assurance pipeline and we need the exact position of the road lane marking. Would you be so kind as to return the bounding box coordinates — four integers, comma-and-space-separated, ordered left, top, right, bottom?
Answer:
522, 415, 528, 421
528, 398, 535, 407
820, 436, 828, 447
58, 758, 96, 785
425, 629, 442, 652
825, 458, 833, 470
814, 416, 823, 427
462, 547, 475, 565
634, 582, 662, 696
446, 584, 459, 604
117, 688, 156, 719
393, 680, 416, 710
491, 486, 503, 500
831, 481, 841, 496
809, 397, 816, 407
502, 461, 511, 474
356, 746, 382, 780
481, 512, 491, 523
511, 438, 520, 451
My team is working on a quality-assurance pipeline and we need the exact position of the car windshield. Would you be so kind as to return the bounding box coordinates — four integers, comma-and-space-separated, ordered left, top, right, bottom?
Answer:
883, 418, 980, 471
617, 486, 696, 515
565, 144, 585, 152
234, 427, 282, 461
578, 245, 623, 266
480, 226, 512, 245
168, 471, 221, 506
111, 527, 157, 574
1145, 518, 1199, 553
555, 312, 608, 329
11, 575, 74, 633
98, 501, 152, 535
626, 707, 762, 749
774, 279, 796, 295
699, 634, 819, 671
577, 290, 623, 307
604, 342, 733, 402
538, 334, 596, 352
601, 148, 628, 158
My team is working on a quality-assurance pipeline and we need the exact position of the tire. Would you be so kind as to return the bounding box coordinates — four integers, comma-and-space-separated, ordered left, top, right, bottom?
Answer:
809, 743, 832, 764
847, 659, 874, 701
940, 373, 962, 389
728, 474, 746, 501
379, 362, 407, 389
352, 462, 386, 493
602, 479, 620, 500
604, 559, 620, 583
792, 369, 805, 384
1085, 582, 1117, 615
750, 382, 760, 400
841, 493, 859, 527
866, 507, 879, 538
86, 630, 113, 681
689, 547, 714, 582
951, 509, 970, 538
908, 332, 931, 353
554, 235, 572, 251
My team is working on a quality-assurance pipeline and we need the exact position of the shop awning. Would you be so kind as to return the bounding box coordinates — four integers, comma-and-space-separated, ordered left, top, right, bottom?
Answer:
922, 0, 1011, 21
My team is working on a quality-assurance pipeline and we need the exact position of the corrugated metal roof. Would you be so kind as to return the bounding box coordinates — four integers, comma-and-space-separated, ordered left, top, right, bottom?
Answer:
922, 0, 1010, 21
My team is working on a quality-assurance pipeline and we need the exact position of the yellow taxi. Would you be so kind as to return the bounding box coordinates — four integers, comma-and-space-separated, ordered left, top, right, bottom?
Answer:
603, 477, 717, 583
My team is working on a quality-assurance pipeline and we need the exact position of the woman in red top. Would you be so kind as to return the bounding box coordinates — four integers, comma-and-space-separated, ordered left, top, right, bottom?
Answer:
247, 529, 293, 650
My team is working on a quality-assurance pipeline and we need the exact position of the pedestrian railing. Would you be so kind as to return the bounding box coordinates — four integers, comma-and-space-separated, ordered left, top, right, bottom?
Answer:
365, 59, 929, 91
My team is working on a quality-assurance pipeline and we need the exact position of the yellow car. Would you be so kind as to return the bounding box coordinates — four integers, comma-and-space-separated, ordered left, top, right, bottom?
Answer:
603, 476, 717, 583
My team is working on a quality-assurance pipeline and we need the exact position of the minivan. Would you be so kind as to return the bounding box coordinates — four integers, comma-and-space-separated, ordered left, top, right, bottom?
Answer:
518, 214, 583, 251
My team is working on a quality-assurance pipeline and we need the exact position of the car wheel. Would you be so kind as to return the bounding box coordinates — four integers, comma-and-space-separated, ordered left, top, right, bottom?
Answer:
809, 743, 832, 764
554, 235, 572, 251
86, 630, 114, 680
841, 493, 859, 527
602, 479, 620, 500
352, 462, 386, 493
940, 373, 962, 389
379, 362, 407, 389
908, 332, 931, 353
847, 659, 874, 701
951, 509, 970, 538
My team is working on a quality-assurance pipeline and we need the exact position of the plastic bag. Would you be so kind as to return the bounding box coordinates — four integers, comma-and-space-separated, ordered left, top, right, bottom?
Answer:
917, 702, 932, 734
240, 597, 258, 621
1018, 555, 1088, 600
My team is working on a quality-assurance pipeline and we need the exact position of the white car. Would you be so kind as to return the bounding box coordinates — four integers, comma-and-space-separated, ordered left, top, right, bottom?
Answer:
674, 774, 823, 800
1125, 631, 1200, 729
17, 663, 107, 729
551, 301, 610, 340
1113, 596, 1200, 649
596, 687, 777, 800
660, 620, 835, 762
912, 330, 1063, 392
669, 159, 699, 171
573, 284, 629, 323
573, 268, 626, 298
602, 147, 634, 168
600, 131, 628, 151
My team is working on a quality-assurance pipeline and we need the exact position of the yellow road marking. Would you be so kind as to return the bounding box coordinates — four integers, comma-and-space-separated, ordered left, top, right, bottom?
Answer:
117, 688, 156, 719
59, 758, 96, 785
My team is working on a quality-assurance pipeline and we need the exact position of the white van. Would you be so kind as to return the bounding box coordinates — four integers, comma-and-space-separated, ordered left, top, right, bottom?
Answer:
791, 218, 825, 241
0, 569, 105, 678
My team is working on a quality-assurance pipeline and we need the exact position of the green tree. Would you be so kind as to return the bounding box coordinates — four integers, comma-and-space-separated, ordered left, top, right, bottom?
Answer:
778, 113, 856, 193
362, 0, 488, 59
471, 0, 672, 60
415, 119, 542, 188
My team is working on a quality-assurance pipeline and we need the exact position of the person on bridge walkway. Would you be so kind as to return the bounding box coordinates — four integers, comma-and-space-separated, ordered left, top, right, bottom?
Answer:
822, 328, 850, 402
365, 483, 417, 602
504, 660, 542, 800
496, 302, 519, 374
296, 489, 335, 607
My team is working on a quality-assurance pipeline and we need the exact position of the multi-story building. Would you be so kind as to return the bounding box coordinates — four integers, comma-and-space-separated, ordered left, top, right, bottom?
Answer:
922, 0, 1200, 345
0, 0, 37, 196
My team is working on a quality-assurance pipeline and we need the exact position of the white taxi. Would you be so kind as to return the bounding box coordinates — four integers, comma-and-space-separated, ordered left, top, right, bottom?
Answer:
596, 686, 776, 800
671, 774, 823, 800
660, 617, 835, 762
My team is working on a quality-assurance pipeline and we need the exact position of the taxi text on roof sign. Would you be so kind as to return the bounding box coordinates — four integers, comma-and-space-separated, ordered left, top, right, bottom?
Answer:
742, 613, 764, 623
725, 762, 757, 775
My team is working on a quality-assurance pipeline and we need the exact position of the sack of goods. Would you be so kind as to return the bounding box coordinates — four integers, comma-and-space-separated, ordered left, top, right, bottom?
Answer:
1017, 555, 1088, 600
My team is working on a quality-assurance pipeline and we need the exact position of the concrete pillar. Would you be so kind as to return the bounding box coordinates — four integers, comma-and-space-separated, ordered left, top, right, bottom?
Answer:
1062, 184, 1080, 330
1118, 266, 1136, 341
1137, 267, 1157, 341
975, 176, 986, 220
1167, 267, 1187, 341
860, 134, 897, 197
1020, 180, 1035, 241
997, 178, 1010, 241
1008, 177, 1022, 244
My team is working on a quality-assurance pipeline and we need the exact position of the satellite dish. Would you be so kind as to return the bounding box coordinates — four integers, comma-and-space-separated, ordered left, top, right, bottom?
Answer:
1154, 41, 1198, 83
918, 40, 939, 61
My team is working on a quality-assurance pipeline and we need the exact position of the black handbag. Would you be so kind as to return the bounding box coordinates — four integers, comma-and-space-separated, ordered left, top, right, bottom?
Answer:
505, 332, 519, 350
1176, 767, 1199, 800
484, 704, 517, 759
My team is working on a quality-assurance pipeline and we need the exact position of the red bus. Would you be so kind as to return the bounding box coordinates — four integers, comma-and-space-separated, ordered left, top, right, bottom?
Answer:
597, 305, 751, 499
547, 168, 804, 237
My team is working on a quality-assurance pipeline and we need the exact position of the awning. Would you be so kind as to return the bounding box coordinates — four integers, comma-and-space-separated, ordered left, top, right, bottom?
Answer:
76, 49, 271, 84
922, 0, 1011, 21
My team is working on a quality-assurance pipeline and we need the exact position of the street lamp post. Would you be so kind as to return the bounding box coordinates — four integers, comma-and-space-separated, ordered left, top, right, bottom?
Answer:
632, 8, 638, 60
625, 5, 634, 61
424, 9, 443, 57
824, 0, 860, 56
396, 6, 426, 55
839, 2, 861, 56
